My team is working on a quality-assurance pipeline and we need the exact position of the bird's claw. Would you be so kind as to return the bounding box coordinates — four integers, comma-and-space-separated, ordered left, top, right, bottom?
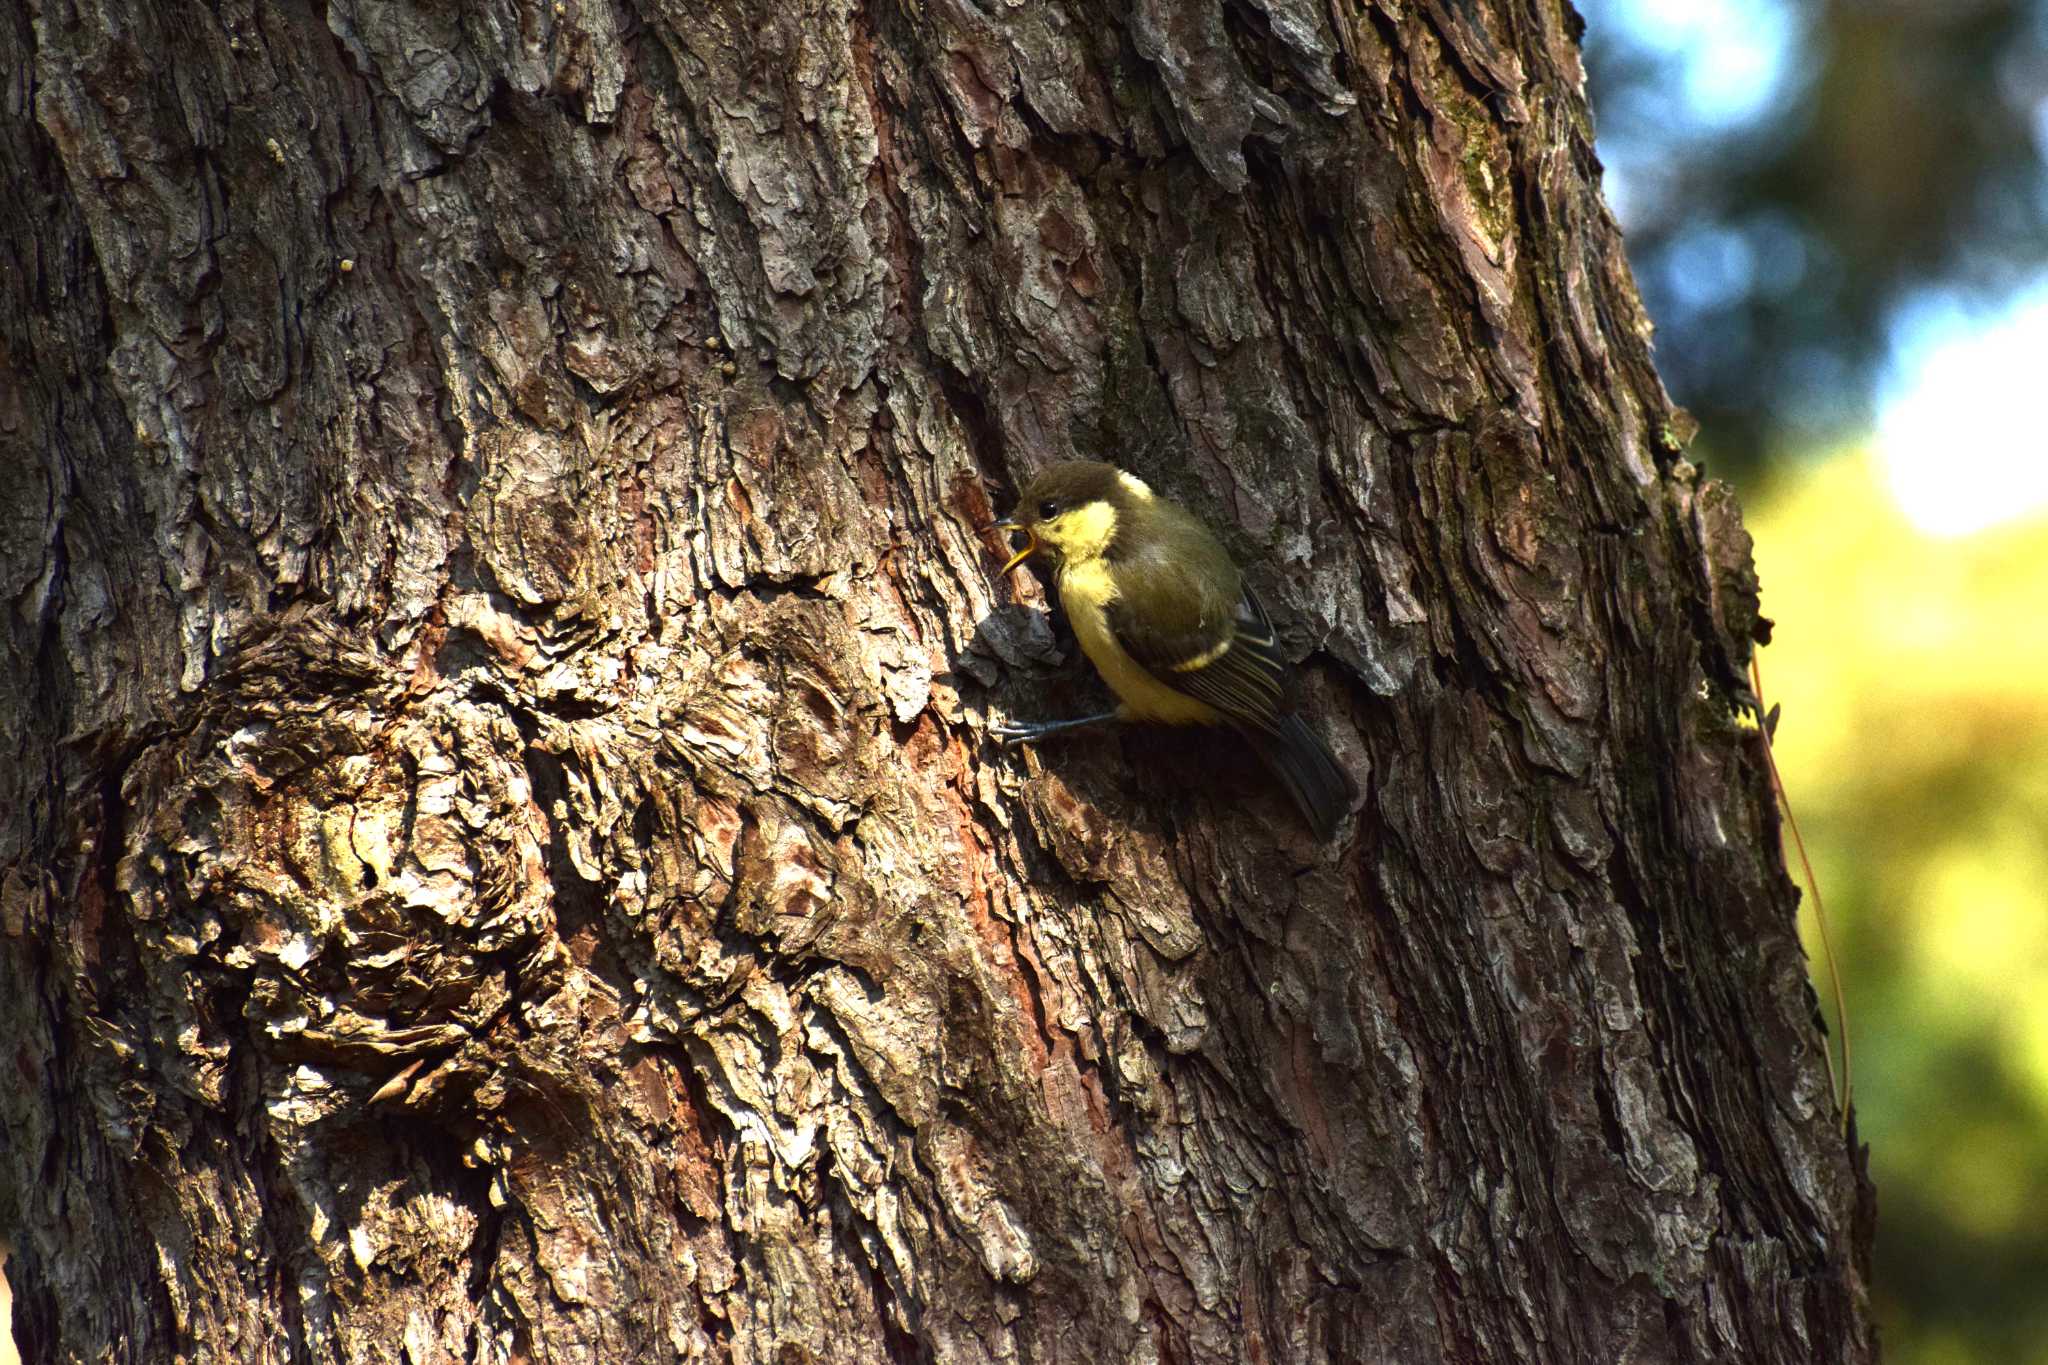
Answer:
990, 720, 1045, 749
989, 710, 1118, 749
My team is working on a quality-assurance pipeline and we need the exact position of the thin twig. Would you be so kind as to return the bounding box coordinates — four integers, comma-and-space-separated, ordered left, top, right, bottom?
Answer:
1751, 655, 1852, 1135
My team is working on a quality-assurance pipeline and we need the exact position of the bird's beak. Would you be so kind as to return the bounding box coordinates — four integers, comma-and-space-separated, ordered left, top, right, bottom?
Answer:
996, 519, 1037, 576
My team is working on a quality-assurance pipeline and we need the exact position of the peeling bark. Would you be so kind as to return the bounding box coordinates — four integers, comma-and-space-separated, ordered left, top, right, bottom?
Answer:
0, 0, 1873, 1361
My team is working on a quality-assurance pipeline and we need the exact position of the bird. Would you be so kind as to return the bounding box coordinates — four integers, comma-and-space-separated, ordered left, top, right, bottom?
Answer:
990, 460, 1352, 840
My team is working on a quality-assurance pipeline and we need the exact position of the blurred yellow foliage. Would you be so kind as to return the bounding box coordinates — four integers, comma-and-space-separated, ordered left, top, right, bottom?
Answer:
1754, 451, 2048, 778
1747, 449, 2048, 1365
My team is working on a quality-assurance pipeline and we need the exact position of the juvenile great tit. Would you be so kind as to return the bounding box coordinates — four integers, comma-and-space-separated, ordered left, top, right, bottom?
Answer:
992, 460, 1352, 840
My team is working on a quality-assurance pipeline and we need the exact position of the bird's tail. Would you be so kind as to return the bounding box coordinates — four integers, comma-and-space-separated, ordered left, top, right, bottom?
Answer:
1244, 713, 1352, 841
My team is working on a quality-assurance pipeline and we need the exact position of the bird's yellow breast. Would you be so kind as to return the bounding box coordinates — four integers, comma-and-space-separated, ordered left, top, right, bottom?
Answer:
1057, 558, 1221, 726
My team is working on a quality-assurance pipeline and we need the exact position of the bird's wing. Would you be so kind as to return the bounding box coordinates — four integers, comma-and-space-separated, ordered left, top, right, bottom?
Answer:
1104, 553, 1290, 731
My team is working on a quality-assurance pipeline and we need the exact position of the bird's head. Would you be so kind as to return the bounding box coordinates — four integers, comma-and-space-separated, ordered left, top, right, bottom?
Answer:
996, 461, 1155, 575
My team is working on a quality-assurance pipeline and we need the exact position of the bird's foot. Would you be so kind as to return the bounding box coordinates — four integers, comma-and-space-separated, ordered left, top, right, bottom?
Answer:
991, 711, 1117, 748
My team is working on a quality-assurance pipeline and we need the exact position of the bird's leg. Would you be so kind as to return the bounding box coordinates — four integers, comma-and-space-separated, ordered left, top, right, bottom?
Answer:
991, 710, 1119, 748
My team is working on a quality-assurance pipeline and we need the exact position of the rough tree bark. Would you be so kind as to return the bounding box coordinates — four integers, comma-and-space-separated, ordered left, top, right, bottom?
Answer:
0, 0, 1874, 1360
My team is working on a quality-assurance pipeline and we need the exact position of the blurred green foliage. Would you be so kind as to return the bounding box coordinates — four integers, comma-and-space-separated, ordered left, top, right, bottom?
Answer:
1581, 0, 2048, 477
1749, 455, 2048, 1365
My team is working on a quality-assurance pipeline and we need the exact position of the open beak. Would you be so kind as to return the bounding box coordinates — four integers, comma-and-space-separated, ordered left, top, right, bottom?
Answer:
995, 519, 1037, 576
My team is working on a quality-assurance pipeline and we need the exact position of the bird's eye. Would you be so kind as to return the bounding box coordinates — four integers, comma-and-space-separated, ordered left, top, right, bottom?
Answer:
1037, 499, 1059, 519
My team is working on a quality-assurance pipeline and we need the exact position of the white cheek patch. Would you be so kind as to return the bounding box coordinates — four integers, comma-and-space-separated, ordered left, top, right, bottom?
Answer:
1116, 471, 1155, 501
1046, 500, 1120, 559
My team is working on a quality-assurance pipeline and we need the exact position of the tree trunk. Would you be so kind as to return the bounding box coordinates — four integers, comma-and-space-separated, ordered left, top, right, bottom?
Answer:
0, 0, 1874, 1360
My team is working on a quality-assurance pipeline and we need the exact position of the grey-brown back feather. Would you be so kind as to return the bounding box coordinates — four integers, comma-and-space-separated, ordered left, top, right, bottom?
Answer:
1105, 538, 1288, 731
1107, 568, 1349, 838
1122, 590, 1289, 728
